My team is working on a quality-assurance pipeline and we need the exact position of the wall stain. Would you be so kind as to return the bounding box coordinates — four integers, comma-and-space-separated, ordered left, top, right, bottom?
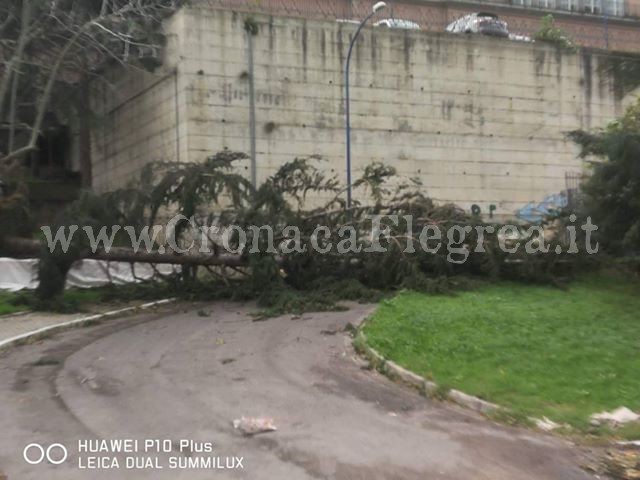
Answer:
220, 82, 284, 106
555, 49, 563, 82
466, 47, 474, 71
534, 50, 546, 77
425, 39, 434, 65
302, 21, 308, 67
596, 56, 606, 100
403, 32, 412, 71
461, 102, 485, 128
301, 21, 308, 82
426, 35, 443, 65
371, 33, 377, 72
269, 17, 275, 51
441, 99, 454, 120
463, 102, 475, 127
397, 118, 412, 132
582, 51, 593, 128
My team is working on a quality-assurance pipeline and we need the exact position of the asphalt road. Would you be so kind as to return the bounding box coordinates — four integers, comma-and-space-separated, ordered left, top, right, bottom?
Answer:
0, 303, 597, 479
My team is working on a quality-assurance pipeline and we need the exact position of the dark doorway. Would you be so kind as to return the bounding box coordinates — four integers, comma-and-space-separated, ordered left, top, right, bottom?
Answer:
31, 126, 72, 179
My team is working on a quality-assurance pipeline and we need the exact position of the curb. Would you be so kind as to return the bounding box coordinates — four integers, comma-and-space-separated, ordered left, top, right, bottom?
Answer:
354, 330, 501, 415
355, 329, 569, 431
0, 310, 30, 320
0, 298, 176, 353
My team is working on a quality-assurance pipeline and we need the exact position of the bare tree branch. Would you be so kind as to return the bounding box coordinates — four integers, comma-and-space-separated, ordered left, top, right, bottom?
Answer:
0, 11, 14, 35
1, 24, 82, 162
0, 0, 31, 120
8, 68, 19, 151
0, 0, 182, 164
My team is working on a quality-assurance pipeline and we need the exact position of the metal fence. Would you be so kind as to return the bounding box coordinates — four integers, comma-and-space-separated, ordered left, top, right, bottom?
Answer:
200, 0, 640, 51
565, 171, 587, 210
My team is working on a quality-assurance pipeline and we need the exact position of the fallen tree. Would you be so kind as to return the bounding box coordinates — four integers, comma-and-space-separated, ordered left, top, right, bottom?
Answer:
0, 150, 593, 306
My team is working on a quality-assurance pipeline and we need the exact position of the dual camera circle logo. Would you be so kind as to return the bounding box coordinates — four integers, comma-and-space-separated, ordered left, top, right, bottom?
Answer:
23, 443, 68, 465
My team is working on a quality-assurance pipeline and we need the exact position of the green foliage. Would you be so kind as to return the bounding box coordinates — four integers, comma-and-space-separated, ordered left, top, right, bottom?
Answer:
568, 98, 640, 254
534, 15, 576, 51
244, 17, 259, 35
36, 191, 129, 299
28, 150, 586, 310
11, 281, 177, 313
35, 151, 250, 298
401, 274, 478, 294
0, 181, 31, 245
0, 292, 28, 316
13, 289, 95, 313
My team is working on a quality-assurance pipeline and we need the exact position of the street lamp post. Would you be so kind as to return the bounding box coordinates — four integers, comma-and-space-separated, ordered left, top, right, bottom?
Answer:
345, 1, 387, 209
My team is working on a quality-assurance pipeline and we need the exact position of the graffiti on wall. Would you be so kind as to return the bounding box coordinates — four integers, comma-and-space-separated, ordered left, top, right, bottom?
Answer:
516, 192, 568, 223
471, 204, 497, 218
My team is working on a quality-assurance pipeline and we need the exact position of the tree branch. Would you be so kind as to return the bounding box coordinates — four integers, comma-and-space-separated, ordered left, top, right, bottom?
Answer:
0, 0, 182, 163
0, 0, 31, 119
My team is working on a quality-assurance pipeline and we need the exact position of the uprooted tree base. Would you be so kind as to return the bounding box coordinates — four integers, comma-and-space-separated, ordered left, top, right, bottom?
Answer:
1, 151, 596, 315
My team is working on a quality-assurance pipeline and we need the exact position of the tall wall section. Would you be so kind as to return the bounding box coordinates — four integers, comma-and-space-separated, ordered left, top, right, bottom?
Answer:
92, 6, 634, 217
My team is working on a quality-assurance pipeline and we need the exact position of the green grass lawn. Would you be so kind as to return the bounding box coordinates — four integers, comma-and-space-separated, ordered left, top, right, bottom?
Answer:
0, 288, 110, 315
364, 276, 640, 435
0, 282, 169, 315
0, 292, 28, 316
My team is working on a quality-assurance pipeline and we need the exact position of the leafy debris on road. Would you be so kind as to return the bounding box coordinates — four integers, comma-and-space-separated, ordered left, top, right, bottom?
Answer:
604, 448, 640, 480
233, 417, 277, 436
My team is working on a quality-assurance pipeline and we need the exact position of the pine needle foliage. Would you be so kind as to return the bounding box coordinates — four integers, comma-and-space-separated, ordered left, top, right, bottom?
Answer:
28, 150, 589, 307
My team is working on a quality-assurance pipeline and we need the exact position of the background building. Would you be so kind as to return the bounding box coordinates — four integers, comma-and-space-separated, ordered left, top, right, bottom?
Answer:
206, 0, 640, 52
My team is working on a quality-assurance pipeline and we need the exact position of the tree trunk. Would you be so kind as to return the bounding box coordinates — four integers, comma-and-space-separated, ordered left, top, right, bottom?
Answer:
2, 236, 248, 268
78, 80, 93, 188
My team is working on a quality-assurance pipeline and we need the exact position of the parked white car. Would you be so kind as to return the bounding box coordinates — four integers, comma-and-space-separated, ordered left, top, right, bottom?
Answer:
374, 18, 421, 30
446, 12, 509, 38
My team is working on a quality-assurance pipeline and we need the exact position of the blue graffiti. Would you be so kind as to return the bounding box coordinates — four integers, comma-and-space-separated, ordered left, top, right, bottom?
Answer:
516, 192, 568, 223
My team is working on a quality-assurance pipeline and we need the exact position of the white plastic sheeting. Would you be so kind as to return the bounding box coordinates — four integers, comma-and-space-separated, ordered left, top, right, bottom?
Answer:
0, 258, 37, 291
0, 258, 178, 292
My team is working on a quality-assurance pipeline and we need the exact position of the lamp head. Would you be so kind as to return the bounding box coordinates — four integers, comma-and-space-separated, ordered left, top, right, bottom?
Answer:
373, 1, 387, 13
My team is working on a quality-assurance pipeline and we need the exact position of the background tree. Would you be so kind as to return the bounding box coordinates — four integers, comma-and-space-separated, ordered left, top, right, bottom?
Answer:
569, 98, 640, 254
0, 0, 182, 170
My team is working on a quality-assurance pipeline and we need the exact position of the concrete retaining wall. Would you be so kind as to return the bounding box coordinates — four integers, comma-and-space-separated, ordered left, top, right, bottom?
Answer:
91, 6, 635, 218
